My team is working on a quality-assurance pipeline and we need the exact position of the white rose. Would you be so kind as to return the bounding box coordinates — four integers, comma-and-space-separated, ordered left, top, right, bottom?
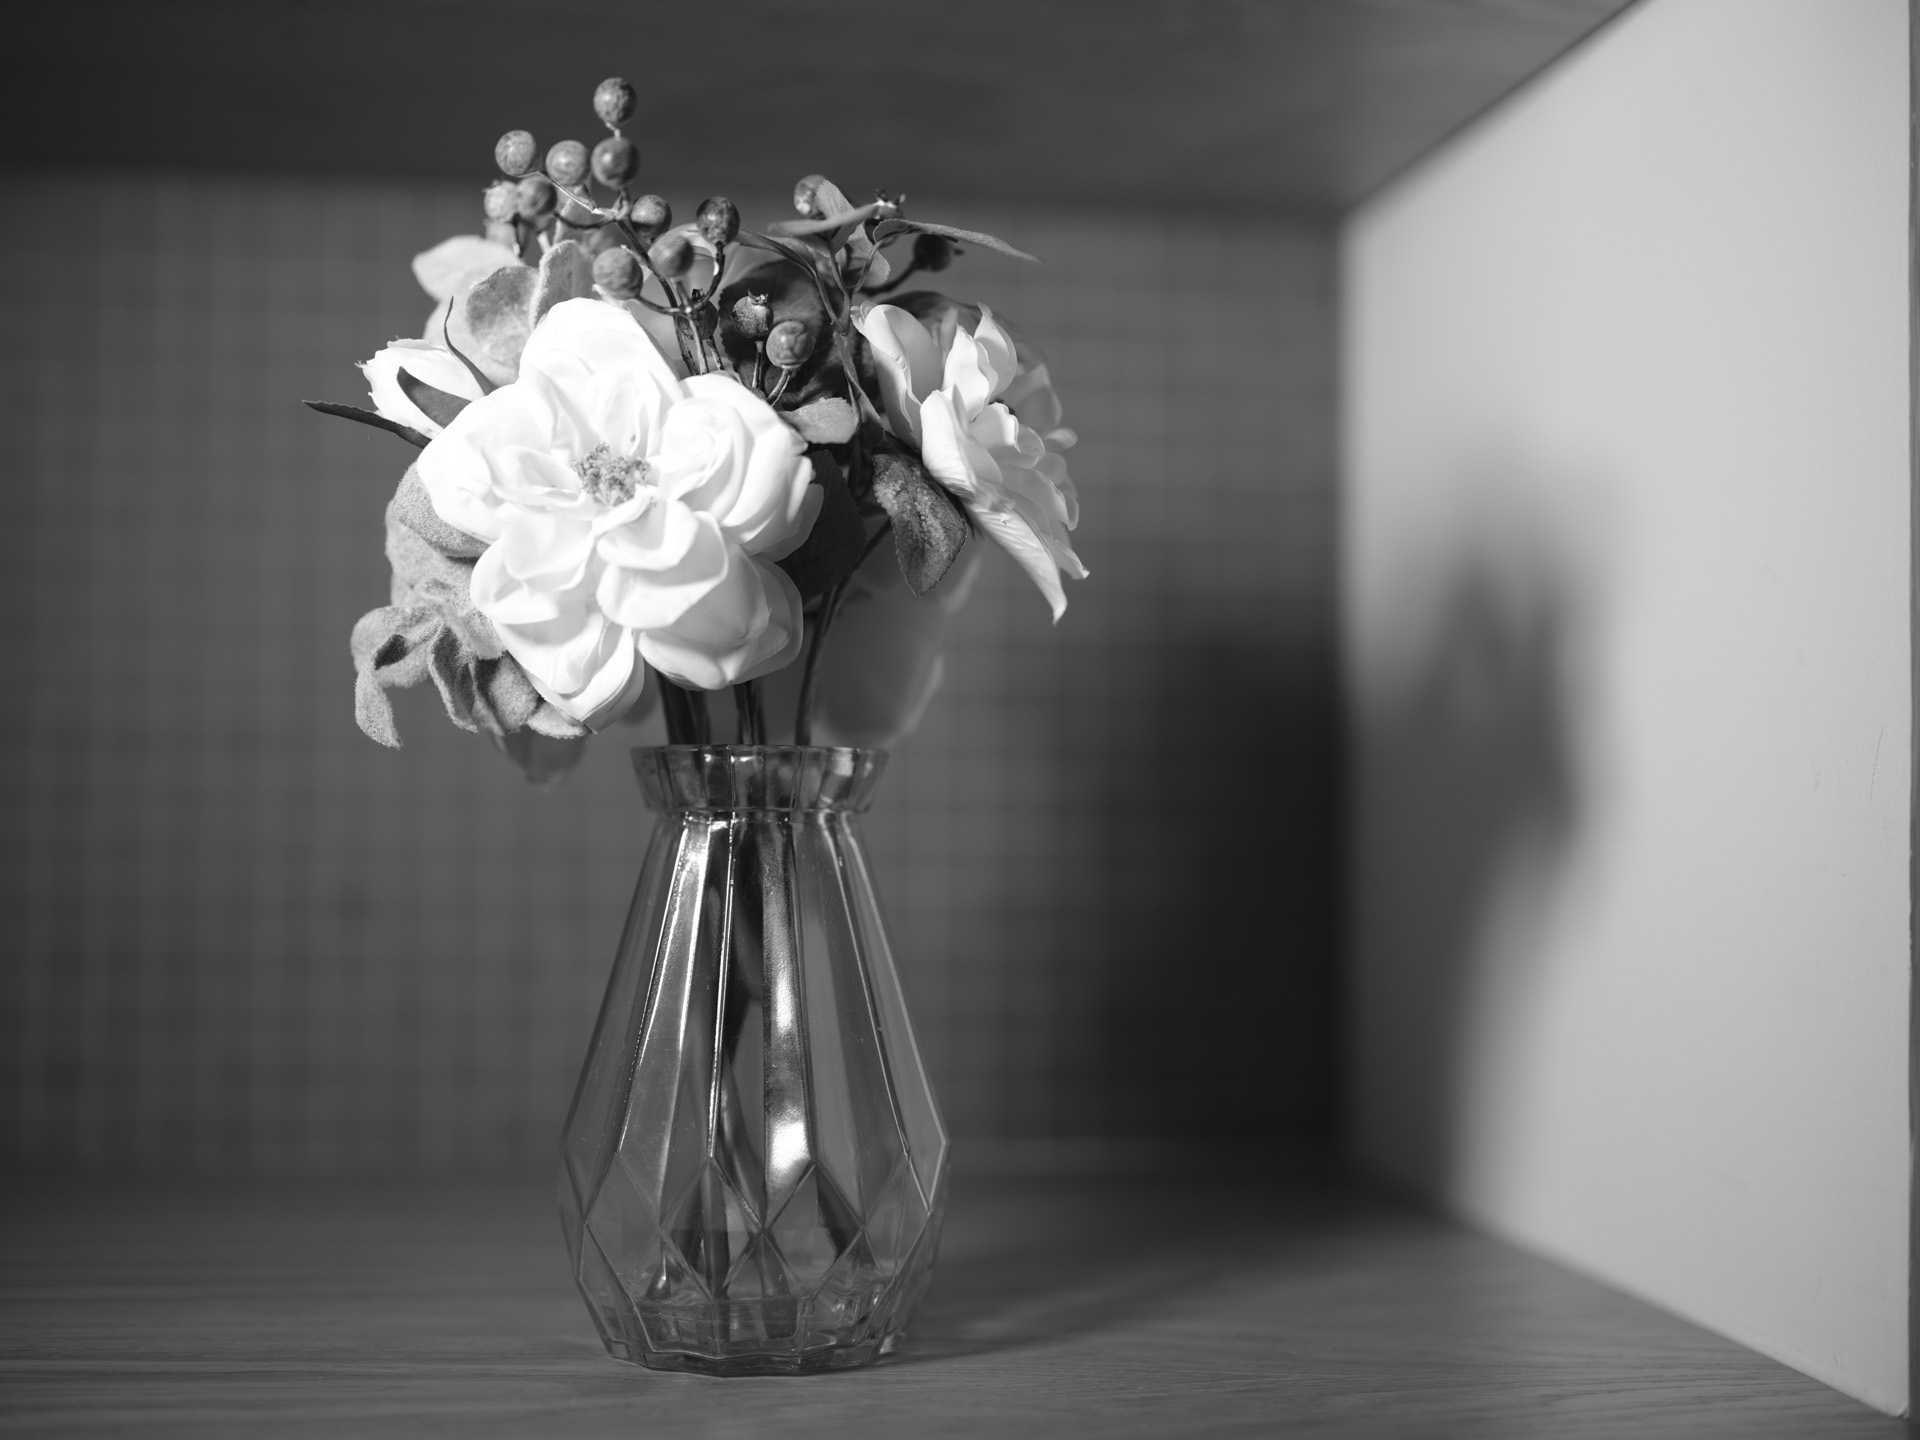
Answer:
857, 302, 1086, 619
415, 298, 819, 722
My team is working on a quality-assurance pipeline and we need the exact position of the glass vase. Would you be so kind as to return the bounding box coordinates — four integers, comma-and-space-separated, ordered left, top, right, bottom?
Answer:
558, 745, 950, 1375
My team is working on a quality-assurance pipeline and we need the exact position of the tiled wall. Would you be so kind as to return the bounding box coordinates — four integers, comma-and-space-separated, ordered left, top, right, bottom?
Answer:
0, 171, 1336, 1172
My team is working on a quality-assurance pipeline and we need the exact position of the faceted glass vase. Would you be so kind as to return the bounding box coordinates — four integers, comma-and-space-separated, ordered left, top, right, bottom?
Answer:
558, 745, 950, 1375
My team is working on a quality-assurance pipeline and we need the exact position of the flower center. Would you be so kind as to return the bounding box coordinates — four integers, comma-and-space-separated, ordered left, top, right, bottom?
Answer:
573, 443, 650, 506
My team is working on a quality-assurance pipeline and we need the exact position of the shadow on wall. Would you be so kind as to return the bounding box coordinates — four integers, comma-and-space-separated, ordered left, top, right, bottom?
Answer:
1352, 511, 1586, 1194
1056, 620, 1341, 1146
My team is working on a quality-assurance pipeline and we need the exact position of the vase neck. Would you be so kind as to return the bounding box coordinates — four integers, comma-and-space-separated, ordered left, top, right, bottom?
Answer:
632, 745, 887, 815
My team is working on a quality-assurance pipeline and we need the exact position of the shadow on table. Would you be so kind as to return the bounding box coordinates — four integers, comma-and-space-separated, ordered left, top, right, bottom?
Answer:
899, 1168, 1363, 1362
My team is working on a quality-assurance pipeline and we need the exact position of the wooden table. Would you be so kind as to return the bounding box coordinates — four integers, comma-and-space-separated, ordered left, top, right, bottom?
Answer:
0, 1168, 1906, 1437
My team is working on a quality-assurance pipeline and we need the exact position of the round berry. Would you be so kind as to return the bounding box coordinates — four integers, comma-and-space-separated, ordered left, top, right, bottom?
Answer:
515, 175, 557, 221
592, 247, 644, 299
793, 174, 828, 218
482, 179, 518, 222
495, 130, 538, 177
695, 196, 740, 248
766, 320, 815, 368
545, 139, 589, 188
593, 76, 637, 128
730, 293, 771, 340
627, 194, 671, 241
576, 223, 624, 257
591, 135, 640, 188
648, 232, 694, 280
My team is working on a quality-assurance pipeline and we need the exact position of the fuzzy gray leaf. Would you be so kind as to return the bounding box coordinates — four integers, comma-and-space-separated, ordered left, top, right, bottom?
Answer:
785, 396, 858, 445
871, 449, 970, 594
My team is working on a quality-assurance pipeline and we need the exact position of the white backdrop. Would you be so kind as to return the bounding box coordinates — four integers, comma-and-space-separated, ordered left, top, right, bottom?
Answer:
1344, 0, 1911, 1413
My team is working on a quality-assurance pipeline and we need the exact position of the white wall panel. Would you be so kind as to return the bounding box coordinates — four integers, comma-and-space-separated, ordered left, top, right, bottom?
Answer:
1345, 0, 1911, 1412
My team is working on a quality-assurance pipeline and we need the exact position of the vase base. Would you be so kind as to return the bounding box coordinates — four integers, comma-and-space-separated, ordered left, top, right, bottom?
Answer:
602, 1335, 901, 1375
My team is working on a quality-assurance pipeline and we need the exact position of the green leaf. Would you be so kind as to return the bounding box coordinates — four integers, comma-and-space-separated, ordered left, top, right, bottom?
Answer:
769, 201, 885, 238
785, 397, 858, 445
740, 228, 835, 276
530, 239, 595, 323
452, 264, 536, 383
396, 369, 471, 429
871, 218, 1040, 263
304, 400, 428, 449
870, 448, 970, 594
778, 452, 868, 600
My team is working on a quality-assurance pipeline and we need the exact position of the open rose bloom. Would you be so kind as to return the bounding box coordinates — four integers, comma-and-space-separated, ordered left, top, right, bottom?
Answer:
332, 165, 1083, 771
416, 299, 816, 725
858, 301, 1085, 620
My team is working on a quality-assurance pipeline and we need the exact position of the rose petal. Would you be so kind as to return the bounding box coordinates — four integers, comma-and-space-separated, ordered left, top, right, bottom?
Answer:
679, 374, 814, 552
521, 298, 685, 400
917, 391, 999, 499
489, 592, 610, 694
856, 304, 941, 442
596, 511, 731, 629
652, 391, 754, 518
964, 500, 1072, 622
470, 520, 596, 626
941, 325, 998, 420
971, 307, 1019, 396
637, 559, 804, 690
508, 614, 643, 727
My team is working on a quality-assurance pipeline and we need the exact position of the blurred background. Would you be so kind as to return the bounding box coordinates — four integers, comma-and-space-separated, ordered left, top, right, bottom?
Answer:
0, 0, 1625, 1175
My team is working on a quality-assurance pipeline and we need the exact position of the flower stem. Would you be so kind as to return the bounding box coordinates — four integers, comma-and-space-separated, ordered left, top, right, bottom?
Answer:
792, 519, 895, 746
659, 678, 709, 745
733, 681, 763, 746
792, 581, 847, 748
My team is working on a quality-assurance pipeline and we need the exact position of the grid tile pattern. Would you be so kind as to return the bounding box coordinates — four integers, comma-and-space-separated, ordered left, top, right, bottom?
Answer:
0, 172, 1335, 1172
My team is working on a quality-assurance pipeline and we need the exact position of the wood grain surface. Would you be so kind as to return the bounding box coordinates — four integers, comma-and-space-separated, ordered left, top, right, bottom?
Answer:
0, 1167, 1905, 1438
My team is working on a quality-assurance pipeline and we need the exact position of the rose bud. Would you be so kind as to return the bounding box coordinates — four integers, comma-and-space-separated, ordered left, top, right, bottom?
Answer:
593, 76, 637, 128
731, 293, 771, 340
592, 247, 644, 299
546, 140, 589, 188
515, 174, 557, 220
766, 319, 815, 369
793, 174, 829, 218
482, 180, 518, 222
648, 231, 695, 280
627, 194, 671, 242
695, 196, 740, 248
495, 130, 538, 177
591, 135, 640, 188
912, 232, 955, 272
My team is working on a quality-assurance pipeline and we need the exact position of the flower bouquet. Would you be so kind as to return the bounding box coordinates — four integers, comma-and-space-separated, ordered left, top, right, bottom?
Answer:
311, 76, 1084, 1373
